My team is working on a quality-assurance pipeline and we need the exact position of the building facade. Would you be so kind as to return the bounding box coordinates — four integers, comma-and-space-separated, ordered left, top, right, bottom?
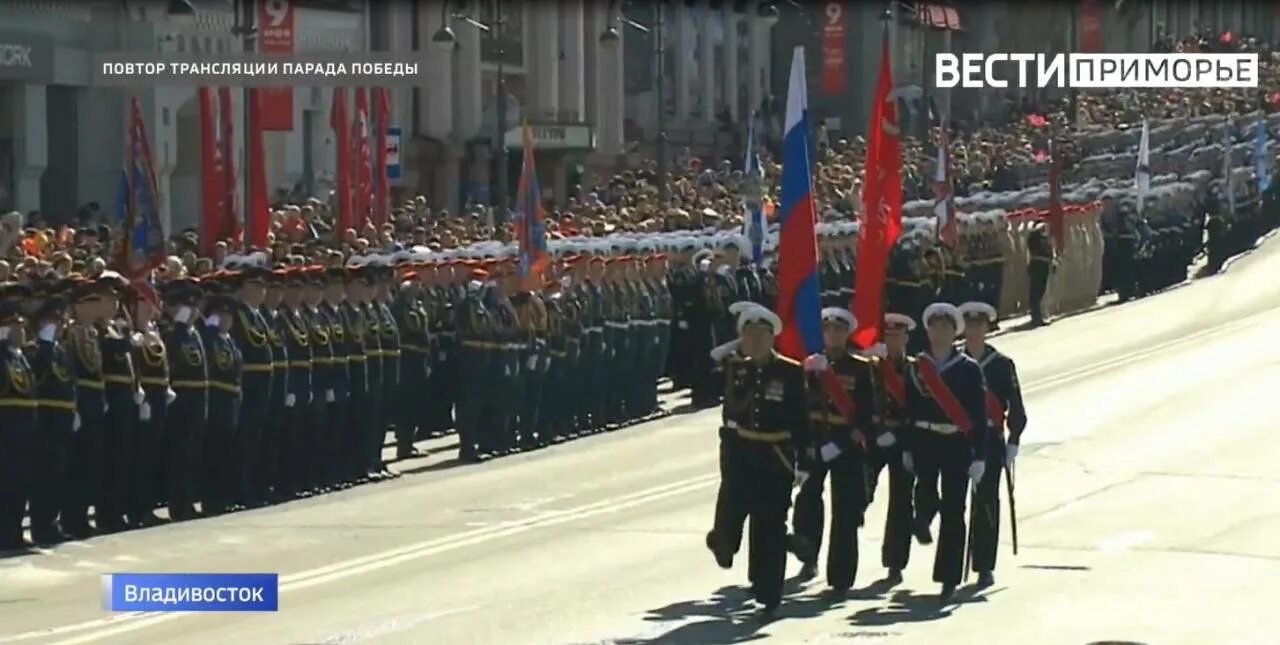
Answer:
0, 0, 364, 235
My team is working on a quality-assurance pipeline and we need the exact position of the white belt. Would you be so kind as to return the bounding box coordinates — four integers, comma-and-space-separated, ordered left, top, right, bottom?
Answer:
916, 421, 960, 435
725, 419, 740, 429
585, 327, 603, 334
605, 322, 629, 329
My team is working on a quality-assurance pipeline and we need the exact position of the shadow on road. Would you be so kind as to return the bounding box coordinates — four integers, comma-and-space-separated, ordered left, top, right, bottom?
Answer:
0, 546, 37, 561
846, 585, 1003, 627
612, 580, 852, 644
1021, 564, 1091, 571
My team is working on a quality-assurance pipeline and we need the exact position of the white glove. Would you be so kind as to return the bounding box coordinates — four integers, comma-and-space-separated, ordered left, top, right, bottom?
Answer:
819, 442, 842, 463
678, 320, 689, 330
902, 451, 914, 474
876, 431, 897, 448
325, 389, 335, 403
424, 366, 433, 379
439, 351, 448, 361
793, 469, 810, 488
968, 460, 986, 485
1006, 443, 1019, 467
165, 387, 177, 404
73, 413, 82, 432
139, 402, 152, 421
285, 393, 296, 408
132, 388, 145, 405
504, 365, 512, 376
802, 353, 829, 373
104, 402, 110, 414
526, 355, 538, 371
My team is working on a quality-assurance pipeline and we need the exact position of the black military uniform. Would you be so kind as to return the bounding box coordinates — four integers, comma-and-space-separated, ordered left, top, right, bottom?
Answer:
228, 270, 274, 507
320, 271, 352, 487
0, 284, 38, 550
98, 300, 139, 532
513, 290, 548, 449
392, 273, 429, 458
200, 288, 244, 515
1026, 225, 1054, 325
28, 284, 78, 544
161, 280, 208, 522
63, 282, 108, 538
965, 337, 1027, 584
373, 267, 401, 476
489, 285, 521, 453
906, 338, 987, 600
304, 270, 337, 492
130, 311, 170, 527
790, 346, 875, 592
261, 272, 290, 502
339, 274, 370, 484
865, 337, 917, 579
454, 274, 493, 462
706, 336, 810, 613
278, 270, 314, 498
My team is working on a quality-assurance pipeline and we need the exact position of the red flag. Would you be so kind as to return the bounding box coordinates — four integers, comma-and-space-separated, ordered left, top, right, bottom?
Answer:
1048, 143, 1066, 251
246, 88, 270, 249
353, 87, 372, 230
373, 87, 390, 228
851, 33, 902, 349
330, 88, 352, 235
198, 87, 221, 256
217, 87, 241, 244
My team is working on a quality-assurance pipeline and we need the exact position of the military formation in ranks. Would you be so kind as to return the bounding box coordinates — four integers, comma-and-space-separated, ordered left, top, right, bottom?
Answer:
703, 295, 1027, 618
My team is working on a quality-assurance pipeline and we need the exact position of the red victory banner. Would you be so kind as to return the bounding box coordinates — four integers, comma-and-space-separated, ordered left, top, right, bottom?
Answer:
258, 0, 295, 130
1079, 0, 1102, 53
819, 1, 846, 96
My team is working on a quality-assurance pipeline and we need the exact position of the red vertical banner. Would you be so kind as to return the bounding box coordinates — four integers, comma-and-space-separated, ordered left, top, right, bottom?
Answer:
198, 87, 221, 256
353, 87, 372, 230
217, 87, 241, 244
819, 1, 846, 96
247, 88, 270, 249
373, 87, 390, 229
330, 88, 352, 235
259, 0, 295, 131
1079, 0, 1102, 53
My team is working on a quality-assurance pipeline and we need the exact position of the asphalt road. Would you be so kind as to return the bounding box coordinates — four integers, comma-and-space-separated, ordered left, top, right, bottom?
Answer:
4, 237, 1280, 645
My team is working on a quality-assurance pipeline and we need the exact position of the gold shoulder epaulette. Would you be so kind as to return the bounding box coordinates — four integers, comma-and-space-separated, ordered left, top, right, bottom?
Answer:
774, 354, 801, 367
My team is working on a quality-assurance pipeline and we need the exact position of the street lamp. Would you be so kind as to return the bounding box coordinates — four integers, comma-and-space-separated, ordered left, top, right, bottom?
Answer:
601, 1, 668, 206
231, 0, 257, 246
432, 1, 510, 217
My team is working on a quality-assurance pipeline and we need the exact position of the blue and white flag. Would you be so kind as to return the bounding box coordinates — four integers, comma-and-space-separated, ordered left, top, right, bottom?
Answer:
1253, 119, 1271, 193
741, 113, 766, 266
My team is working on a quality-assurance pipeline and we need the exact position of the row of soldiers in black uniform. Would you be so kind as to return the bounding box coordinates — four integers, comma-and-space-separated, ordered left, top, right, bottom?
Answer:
0, 243, 683, 548
703, 299, 1026, 618
0, 259, 416, 548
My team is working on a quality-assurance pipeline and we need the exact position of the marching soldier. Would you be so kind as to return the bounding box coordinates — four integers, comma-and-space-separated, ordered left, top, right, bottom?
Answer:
199, 282, 244, 516
0, 283, 38, 550
903, 302, 988, 604
959, 301, 1027, 588
645, 254, 673, 417
371, 262, 401, 478
863, 312, 919, 585
64, 275, 111, 538
28, 281, 77, 544
161, 278, 207, 522
790, 307, 875, 594
705, 302, 811, 618
227, 260, 274, 508
512, 284, 549, 450
128, 282, 172, 527
540, 275, 570, 443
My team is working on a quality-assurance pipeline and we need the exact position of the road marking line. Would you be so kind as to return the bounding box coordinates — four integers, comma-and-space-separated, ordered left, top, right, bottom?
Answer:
1097, 530, 1155, 552
0, 474, 718, 644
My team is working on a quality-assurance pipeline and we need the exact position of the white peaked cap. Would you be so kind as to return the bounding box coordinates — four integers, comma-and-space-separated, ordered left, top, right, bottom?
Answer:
734, 302, 783, 337
958, 301, 998, 322
820, 307, 856, 329
922, 302, 965, 333
884, 312, 917, 331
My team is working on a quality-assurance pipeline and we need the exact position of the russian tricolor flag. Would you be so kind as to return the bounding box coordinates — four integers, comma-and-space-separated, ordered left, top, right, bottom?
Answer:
774, 47, 823, 361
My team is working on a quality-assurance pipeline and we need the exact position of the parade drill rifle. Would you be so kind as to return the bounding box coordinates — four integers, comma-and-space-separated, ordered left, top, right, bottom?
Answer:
1006, 460, 1019, 555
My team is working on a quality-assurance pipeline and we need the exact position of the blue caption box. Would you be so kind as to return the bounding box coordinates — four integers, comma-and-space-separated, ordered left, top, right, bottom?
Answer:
101, 573, 279, 612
